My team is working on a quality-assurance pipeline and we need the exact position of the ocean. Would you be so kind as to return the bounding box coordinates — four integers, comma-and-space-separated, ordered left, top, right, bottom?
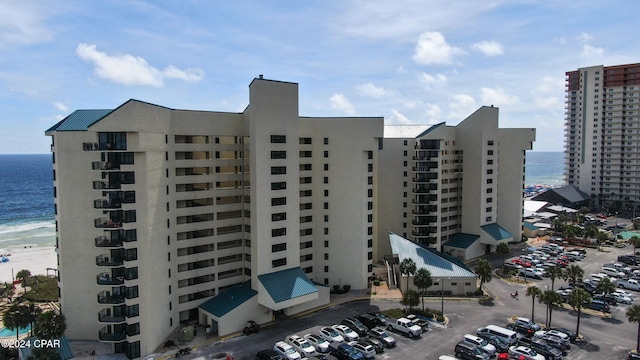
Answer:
0, 151, 565, 249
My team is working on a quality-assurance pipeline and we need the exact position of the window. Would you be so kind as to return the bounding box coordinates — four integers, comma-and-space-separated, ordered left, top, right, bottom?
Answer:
324, 240, 329, 247
487, 140, 494, 146
271, 197, 286, 206
272, 243, 287, 252
324, 150, 329, 158
324, 177, 329, 184
272, 228, 287, 237
324, 266, 329, 273
271, 151, 286, 159
272, 213, 286, 221
324, 253, 329, 260
324, 137, 329, 145
487, 150, 493, 155
270, 135, 286, 143
271, 166, 286, 175
272, 258, 287, 268
324, 189, 329, 197
271, 182, 287, 190
324, 202, 329, 210
324, 228, 329, 235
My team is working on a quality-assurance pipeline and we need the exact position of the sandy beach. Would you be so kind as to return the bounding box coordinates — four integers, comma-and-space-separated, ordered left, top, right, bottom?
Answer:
0, 246, 58, 283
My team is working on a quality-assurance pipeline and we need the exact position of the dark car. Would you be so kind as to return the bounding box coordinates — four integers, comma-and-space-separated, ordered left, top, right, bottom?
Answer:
360, 338, 384, 353
628, 350, 640, 360
256, 349, 284, 360
518, 337, 563, 360
476, 333, 509, 353
588, 299, 611, 312
544, 327, 577, 343
618, 255, 639, 266
505, 322, 534, 338
328, 343, 364, 360
341, 318, 369, 337
368, 312, 389, 326
356, 314, 383, 329
593, 294, 618, 306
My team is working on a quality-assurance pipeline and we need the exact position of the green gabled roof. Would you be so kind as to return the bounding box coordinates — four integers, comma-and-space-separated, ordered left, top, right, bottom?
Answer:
415, 122, 446, 138
445, 233, 480, 249
46, 109, 113, 132
258, 267, 318, 303
199, 281, 257, 317
481, 223, 513, 240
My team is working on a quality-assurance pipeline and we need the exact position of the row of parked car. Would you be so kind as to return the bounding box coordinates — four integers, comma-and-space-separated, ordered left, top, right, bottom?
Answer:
257, 313, 402, 360
506, 244, 587, 280
442, 316, 577, 360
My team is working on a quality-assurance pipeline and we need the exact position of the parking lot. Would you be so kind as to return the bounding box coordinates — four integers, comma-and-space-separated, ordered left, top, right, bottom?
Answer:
168, 241, 639, 360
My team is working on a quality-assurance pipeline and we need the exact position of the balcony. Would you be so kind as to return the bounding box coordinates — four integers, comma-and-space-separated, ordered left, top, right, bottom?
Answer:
98, 308, 126, 323
97, 291, 125, 304
97, 273, 125, 285
98, 326, 127, 342
96, 254, 124, 267
94, 200, 122, 209
95, 236, 123, 247
95, 218, 123, 228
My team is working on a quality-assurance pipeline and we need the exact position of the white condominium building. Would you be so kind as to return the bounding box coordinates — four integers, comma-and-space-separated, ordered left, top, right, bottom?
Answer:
46, 77, 382, 358
375, 106, 536, 260
564, 63, 640, 211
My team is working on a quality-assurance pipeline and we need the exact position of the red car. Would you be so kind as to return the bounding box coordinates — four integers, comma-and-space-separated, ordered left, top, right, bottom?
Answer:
512, 259, 532, 268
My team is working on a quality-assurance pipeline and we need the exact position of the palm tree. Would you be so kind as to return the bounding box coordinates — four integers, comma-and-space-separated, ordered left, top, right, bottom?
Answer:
547, 265, 564, 291
595, 278, 616, 298
540, 290, 563, 328
567, 288, 591, 338
399, 258, 417, 294
526, 286, 543, 322
413, 268, 433, 311
496, 243, 510, 271
627, 304, 640, 352
15, 269, 31, 294
34, 311, 67, 340
630, 236, 640, 255
402, 290, 419, 311
3, 303, 30, 341
475, 259, 492, 289
564, 265, 584, 287
24, 302, 42, 337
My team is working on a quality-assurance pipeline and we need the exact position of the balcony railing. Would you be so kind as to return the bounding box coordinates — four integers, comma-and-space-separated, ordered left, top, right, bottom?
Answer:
95, 218, 123, 228
97, 273, 125, 285
98, 309, 126, 323
94, 200, 122, 209
95, 236, 123, 247
96, 255, 124, 267
97, 291, 125, 304
98, 329, 126, 342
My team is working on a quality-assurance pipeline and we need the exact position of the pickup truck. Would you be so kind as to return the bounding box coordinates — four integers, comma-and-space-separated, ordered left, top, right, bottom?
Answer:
617, 278, 640, 291
386, 317, 422, 338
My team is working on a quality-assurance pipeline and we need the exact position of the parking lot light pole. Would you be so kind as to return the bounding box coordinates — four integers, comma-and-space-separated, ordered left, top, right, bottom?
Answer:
440, 278, 444, 315
544, 285, 549, 328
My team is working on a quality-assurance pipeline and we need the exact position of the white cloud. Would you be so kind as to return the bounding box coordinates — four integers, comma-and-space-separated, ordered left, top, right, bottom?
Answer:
0, 2, 51, 46
581, 44, 604, 58
448, 94, 477, 120
533, 76, 564, 111
481, 87, 519, 106
412, 31, 465, 66
418, 72, 447, 88
425, 103, 442, 121
388, 109, 411, 124
578, 32, 593, 43
329, 93, 355, 115
53, 102, 68, 112
76, 43, 204, 87
471, 41, 504, 56
356, 82, 390, 98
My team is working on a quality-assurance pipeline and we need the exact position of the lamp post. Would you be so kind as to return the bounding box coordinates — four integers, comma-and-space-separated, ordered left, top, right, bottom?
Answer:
440, 278, 444, 315
544, 285, 549, 328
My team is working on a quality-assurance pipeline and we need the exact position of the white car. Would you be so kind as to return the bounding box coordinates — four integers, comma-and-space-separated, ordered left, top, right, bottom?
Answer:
519, 268, 543, 279
304, 333, 330, 353
612, 293, 633, 304
319, 327, 344, 343
286, 335, 316, 358
534, 330, 570, 347
462, 334, 496, 354
274, 341, 301, 360
349, 341, 376, 359
508, 345, 545, 360
333, 324, 360, 341
614, 289, 635, 299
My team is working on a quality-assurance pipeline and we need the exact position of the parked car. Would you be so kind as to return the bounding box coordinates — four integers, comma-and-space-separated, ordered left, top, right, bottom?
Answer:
360, 338, 384, 353
319, 327, 345, 343
476, 333, 510, 353
454, 341, 491, 360
462, 334, 496, 354
544, 327, 577, 343
593, 293, 618, 306
405, 314, 431, 332
304, 334, 330, 353
519, 268, 544, 279
517, 337, 563, 360
328, 342, 364, 360
341, 318, 369, 337
286, 335, 317, 358
333, 324, 360, 341
534, 330, 571, 351
349, 341, 375, 359
588, 299, 611, 312
369, 327, 396, 348
515, 317, 541, 332
257, 349, 284, 360
505, 322, 535, 338
618, 255, 639, 266
274, 341, 302, 360
508, 345, 545, 360
355, 314, 384, 329
386, 317, 422, 338
368, 312, 389, 327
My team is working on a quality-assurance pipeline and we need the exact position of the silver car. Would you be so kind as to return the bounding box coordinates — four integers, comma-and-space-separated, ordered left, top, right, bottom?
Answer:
304, 333, 330, 353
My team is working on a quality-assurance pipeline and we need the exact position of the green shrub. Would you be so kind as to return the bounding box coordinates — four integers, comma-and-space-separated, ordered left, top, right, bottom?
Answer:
373, 280, 381, 286
343, 285, 351, 292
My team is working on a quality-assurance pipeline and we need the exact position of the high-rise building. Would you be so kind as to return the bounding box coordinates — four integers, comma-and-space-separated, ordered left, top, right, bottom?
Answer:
46, 77, 382, 358
564, 63, 640, 211
375, 106, 535, 260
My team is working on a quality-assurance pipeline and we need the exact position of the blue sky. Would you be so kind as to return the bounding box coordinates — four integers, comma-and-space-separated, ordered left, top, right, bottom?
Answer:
1, 1, 639, 154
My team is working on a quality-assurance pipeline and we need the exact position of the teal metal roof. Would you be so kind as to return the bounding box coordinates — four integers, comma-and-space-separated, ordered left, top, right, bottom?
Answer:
444, 233, 480, 249
481, 223, 513, 240
523, 222, 538, 230
416, 122, 445, 138
46, 109, 112, 132
388, 232, 476, 278
199, 281, 257, 317
258, 267, 318, 303
19, 335, 74, 360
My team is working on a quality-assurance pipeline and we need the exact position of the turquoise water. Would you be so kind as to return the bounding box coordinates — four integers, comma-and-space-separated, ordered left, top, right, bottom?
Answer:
0, 325, 30, 337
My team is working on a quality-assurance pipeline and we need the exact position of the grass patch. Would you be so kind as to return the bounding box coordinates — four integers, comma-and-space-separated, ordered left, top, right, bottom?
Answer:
23, 276, 58, 302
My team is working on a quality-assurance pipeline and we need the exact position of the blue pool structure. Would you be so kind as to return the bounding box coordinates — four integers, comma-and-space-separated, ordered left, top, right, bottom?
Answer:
0, 325, 30, 337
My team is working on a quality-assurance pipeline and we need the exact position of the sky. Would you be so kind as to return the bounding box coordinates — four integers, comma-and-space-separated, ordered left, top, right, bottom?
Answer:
1, 1, 639, 154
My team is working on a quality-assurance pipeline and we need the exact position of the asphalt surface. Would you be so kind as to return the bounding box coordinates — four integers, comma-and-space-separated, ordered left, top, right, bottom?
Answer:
170, 238, 639, 360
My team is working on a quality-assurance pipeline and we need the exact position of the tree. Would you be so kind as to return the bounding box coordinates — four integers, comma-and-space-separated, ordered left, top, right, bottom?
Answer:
595, 277, 616, 298
401, 290, 419, 311
564, 265, 584, 287
0, 282, 15, 302
547, 266, 564, 291
526, 286, 543, 323
627, 304, 640, 352
33, 311, 67, 340
413, 268, 433, 312
567, 288, 591, 338
496, 243, 510, 271
15, 269, 31, 293
475, 259, 492, 289
27, 347, 61, 360
399, 258, 417, 294
24, 302, 42, 337
539, 290, 563, 328
630, 236, 640, 255
3, 303, 30, 341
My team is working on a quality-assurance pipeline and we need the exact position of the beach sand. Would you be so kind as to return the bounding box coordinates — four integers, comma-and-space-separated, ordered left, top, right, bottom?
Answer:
0, 246, 57, 283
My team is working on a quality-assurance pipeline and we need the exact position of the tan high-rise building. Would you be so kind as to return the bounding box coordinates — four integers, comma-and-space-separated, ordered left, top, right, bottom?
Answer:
565, 63, 640, 212
46, 77, 382, 358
